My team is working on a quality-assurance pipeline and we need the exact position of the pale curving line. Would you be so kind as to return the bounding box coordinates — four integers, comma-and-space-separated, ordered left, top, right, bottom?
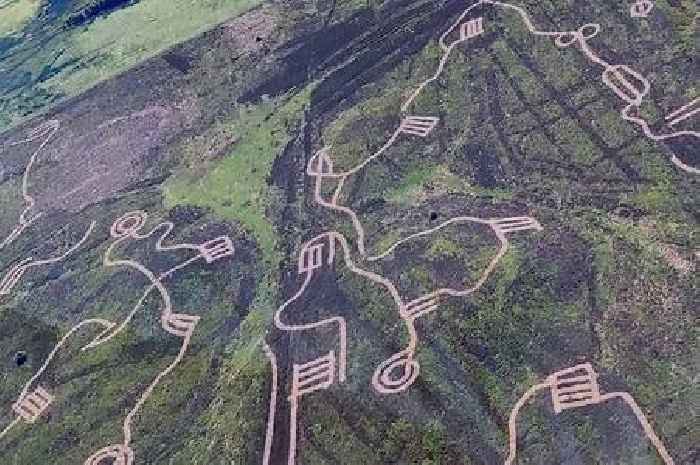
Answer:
406, 0, 699, 172
261, 1, 698, 462
370, 327, 421, 395
599, 392, 676, 465
0, 416, 22, 443
0, 208, 234, 463
272, 231, 414, 464
78, 210, 234, 464
273, 234, 349, 465
82, 211, 225, 349
81, 256, 201, 350
504, 382, 550, 465
121, 326, 196, 447
268, 219, 542, 462
0, 120, 60, 251
504, 363, 676, 465
84, 444, 134, 465
369, 215, 496, 261
0, 120, 99, 299
669, 155, 700, 175
0, 220, 97, 296
262, 344, 278, 465
620, 105, 700, 142
17, 319, 115, 402
665, 98, 700, 126
0, 318, 114, 444
304, 120, 543, 397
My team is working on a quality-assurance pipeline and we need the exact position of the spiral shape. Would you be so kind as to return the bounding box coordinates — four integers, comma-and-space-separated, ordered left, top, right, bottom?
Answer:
372, 349, 420, 394
110, 211, 147, 238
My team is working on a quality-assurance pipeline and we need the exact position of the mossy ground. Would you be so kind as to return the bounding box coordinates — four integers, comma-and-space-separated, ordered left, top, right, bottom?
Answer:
0, 0, 697, 464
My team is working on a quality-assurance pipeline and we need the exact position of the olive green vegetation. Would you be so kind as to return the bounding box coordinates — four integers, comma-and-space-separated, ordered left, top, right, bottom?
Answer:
161, 88, 315, 463
0, 0, 261, 130
657, 0, 698, 55
0, 0, 698, 464
0, 0, 41, 37
292, 0, 697, 460
0, 192, 261, 465
165, 88, 313, 265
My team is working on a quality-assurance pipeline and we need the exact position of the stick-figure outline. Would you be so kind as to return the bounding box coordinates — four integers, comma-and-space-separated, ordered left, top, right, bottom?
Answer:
505, 363, 676, 465
0, 210, 236, 465
0, 119, 97, 296
406, 0, 699, 173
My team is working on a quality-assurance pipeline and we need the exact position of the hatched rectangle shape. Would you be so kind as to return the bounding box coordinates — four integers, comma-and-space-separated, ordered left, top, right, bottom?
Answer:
460, 17, 484, 40
298, 243, 324, 274
162, 313, 200, 337
547, 363, 601, 413
399, 116, 439, 137
199, 236, 235, 263
291, 352, 336, 399
491, 217, 543, 236
13, 386, 53, 423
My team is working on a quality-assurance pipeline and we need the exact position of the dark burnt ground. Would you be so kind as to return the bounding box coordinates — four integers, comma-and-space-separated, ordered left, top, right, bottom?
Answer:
0, 0, 698, 464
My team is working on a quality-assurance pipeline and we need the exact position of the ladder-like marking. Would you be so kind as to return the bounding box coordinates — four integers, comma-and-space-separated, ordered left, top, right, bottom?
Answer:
12, 386, 53, 423
199, 236, 235, 263
547, 363, 601, 414
298, 243, 325, 274
460, 17, 484, 40
291, 352, 336, 399
161, 313, 200, 338
399, 116, 439, 137
490, 217, 543, 236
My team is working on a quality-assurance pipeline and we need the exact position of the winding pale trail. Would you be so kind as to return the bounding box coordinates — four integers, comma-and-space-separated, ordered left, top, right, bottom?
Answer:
505, 364, 675, 465
0, 210, 235, 465
406, 0, 699, 173
0, 120, 60, 250
262, 1, 686, 464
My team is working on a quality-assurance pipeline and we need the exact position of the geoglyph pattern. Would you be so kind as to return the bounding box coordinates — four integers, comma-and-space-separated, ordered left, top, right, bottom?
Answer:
0, 210, 235, 465
0, 1, 693, 464
505, 364, 676, 465
262, 1, 687, 463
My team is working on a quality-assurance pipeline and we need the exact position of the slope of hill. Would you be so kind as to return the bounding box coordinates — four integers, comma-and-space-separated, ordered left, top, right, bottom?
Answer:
0, 0, 697, 464
0, 0, 261, 130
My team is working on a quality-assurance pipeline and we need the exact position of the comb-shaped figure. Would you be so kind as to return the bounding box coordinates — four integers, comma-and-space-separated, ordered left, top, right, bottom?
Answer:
504, 363, 676, 465
0, 210, 235, 465
307, 149, 543, 394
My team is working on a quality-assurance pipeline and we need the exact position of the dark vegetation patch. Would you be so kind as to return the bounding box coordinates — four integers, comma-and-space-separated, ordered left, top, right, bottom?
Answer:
309, 0, 468, 117
238, 8, 375, 103
14, 351, 27, 367
161, 50, 193, 74
66, 0, 141, 28
0, 0, 697, 463
467, 143, 505, 189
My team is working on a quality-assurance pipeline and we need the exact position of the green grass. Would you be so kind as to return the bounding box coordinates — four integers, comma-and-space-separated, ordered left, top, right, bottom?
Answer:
0, 0, 262, 130
44, 0, 260, 95
657, 0, 698, 54
162, 89, 314, 463
0, 0, 40, 37
164, 88, 312, 265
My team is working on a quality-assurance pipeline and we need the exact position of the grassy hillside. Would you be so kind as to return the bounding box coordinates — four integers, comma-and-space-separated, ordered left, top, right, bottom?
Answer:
0, 0, 261, 130
0, 0, 698, 464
